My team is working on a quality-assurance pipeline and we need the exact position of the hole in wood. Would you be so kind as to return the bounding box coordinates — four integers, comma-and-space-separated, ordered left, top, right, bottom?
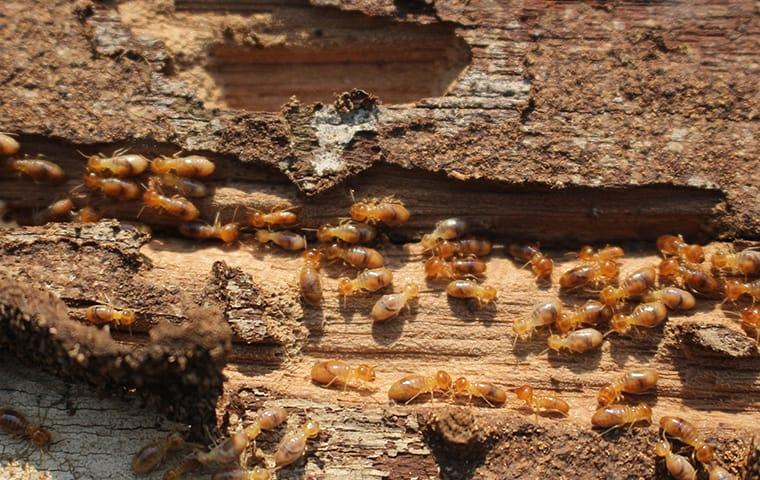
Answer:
171, 0, 472, 111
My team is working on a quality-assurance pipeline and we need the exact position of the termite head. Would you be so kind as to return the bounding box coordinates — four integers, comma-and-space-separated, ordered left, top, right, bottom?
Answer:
610, 314, 630, 334
741, 306, 760, 323
356, 364, 376, 382
480, 285, 497, 302
83, 172, 100, 188
435, 371, 452, 391
30, 427, 52, 449
247, 211, 265, 228
349, 202, 370, 222
316, 225, 333, 242
403, 284, 420, 299
658, 258, 681, 278
432, 240, 456, 258
695, 444, 715, 463
452, 377, 470, 394
337, 278, 355, 296
420, 234, 437, 251
599, 286, 621, 306
166, 431, 185, 449
303, 248, 322, 266
511, 384, 533, 401
683, 244, 705, 263
723, 279, 745, 301
596, 386, 618, 406
578, 245, 595, 260
547, 334, 564, 351
513, 317, 532, 338
532, 257, 553, 279
121, 311, 137, 326
598, 260, 619, 279
218, 223, 240, 243
322, 243, 342, 260
653, 439, 670, 458
303, 419, 320, 438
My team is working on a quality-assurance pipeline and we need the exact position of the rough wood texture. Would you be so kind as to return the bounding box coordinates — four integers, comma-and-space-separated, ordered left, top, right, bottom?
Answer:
1, 0, 759, 479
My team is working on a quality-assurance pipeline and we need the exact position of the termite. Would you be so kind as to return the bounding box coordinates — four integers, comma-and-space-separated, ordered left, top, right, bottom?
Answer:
86, 151, 148, 177
711, 249, 760, 277
178, 219, 240, 243
85, 305, 136, 328
644, 287, 696, 310
337, 267, 393, 296
350, 197, 410, 226
657, 234, 705, 263
559, 260, 619, 290
3, 157, 65, 183
599, 266, 657, 306
555, 300, 612, 333
445, 279, 497, 305
654, 438, 697, 480
155, 173, 208, 198
84, 173, 142, 200
451, 377, 507, 407
514, 300, 562, 341
132, 431, 185, 475
388, 370, 452, 404
723, 278, 760, 303
591, 403, 652, 430
75, 206, 102, 223
547, 328, 604, 353
578, 245, 625, 263
596, 369, 659, 406
432, 238, 492, 258
370, 284, 419, 322
151, 154, 215, 177
30, 198, 74, 225
322, 243, 384, 269
508, 243, 553, 280
420, 218, 468, 250
659, 259, 719, 295
739, 305, 760, 342
142, 189, 199, 221
317, 222, 377, 244
512, 384, 570, 417
0, 133, 20, 156
310, 360, 376, 390
0, 407, 52, 450
248, 209, 298, 229
659, 416, 714, 463
273, 419, 320, 468
609, 301, 668, 335
424, 256, 486, 280
254, 229, 306, 251
299, 249, 323, 306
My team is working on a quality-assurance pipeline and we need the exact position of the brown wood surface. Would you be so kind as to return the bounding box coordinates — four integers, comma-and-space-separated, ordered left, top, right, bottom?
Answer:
1, 1, 759, 479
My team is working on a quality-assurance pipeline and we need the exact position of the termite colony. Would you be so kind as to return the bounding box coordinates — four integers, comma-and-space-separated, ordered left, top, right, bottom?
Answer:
130, 406, 319, 479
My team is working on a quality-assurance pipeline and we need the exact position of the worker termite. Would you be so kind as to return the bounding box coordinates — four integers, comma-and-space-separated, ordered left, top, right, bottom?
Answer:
155, 173, 208, 198
512, 384, 570, 417
85, 304, 136, 328
577, 245, 625, 263
388, 370, 452, 404
657, 234, 705, 263
316, 222, 377, 244
254, 229, 306, 251
739, 306, 760, 342
350, 197, 410, 226
273, 419, 320, 468
659, 416, 715, 463
322, 243, 384, 269
310, 360, 376, 390
591, 403, 652, 430
559, 260, 619, 290
547, 328, 604, 353
371, 284, 419, 322
337, 267, 393, 296
654, 438, 697, 480
420, 218, 468, 250
513, 300, 562, 341
599, 266, 657, 306
299, 249, 323, 306
555, 300, 612, 334
0, 133, 20, 156
432, 238, 492, 258
142, 189, 199, 221
597, 369, 659, 406
3, 157, 65, 183
508, 243, 553, 280
132, 431, 185, 475
0, 407, 52, 451
424, 256, 486, 280
644, 287, 696, 310
211, 467, 272, 480
446, 279, 497, 305
84, 173, 142, 200
151, 154, 215, 177
659, 258, 719, 295
248, 209, 298, 229
451, 377, 507, 407
723, 278, 760, 303
711, 249, 760, 277
609, 301, 668, 335
30, 198, 74, 225
178, 219, 240, 243
86, 151, 149, 177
